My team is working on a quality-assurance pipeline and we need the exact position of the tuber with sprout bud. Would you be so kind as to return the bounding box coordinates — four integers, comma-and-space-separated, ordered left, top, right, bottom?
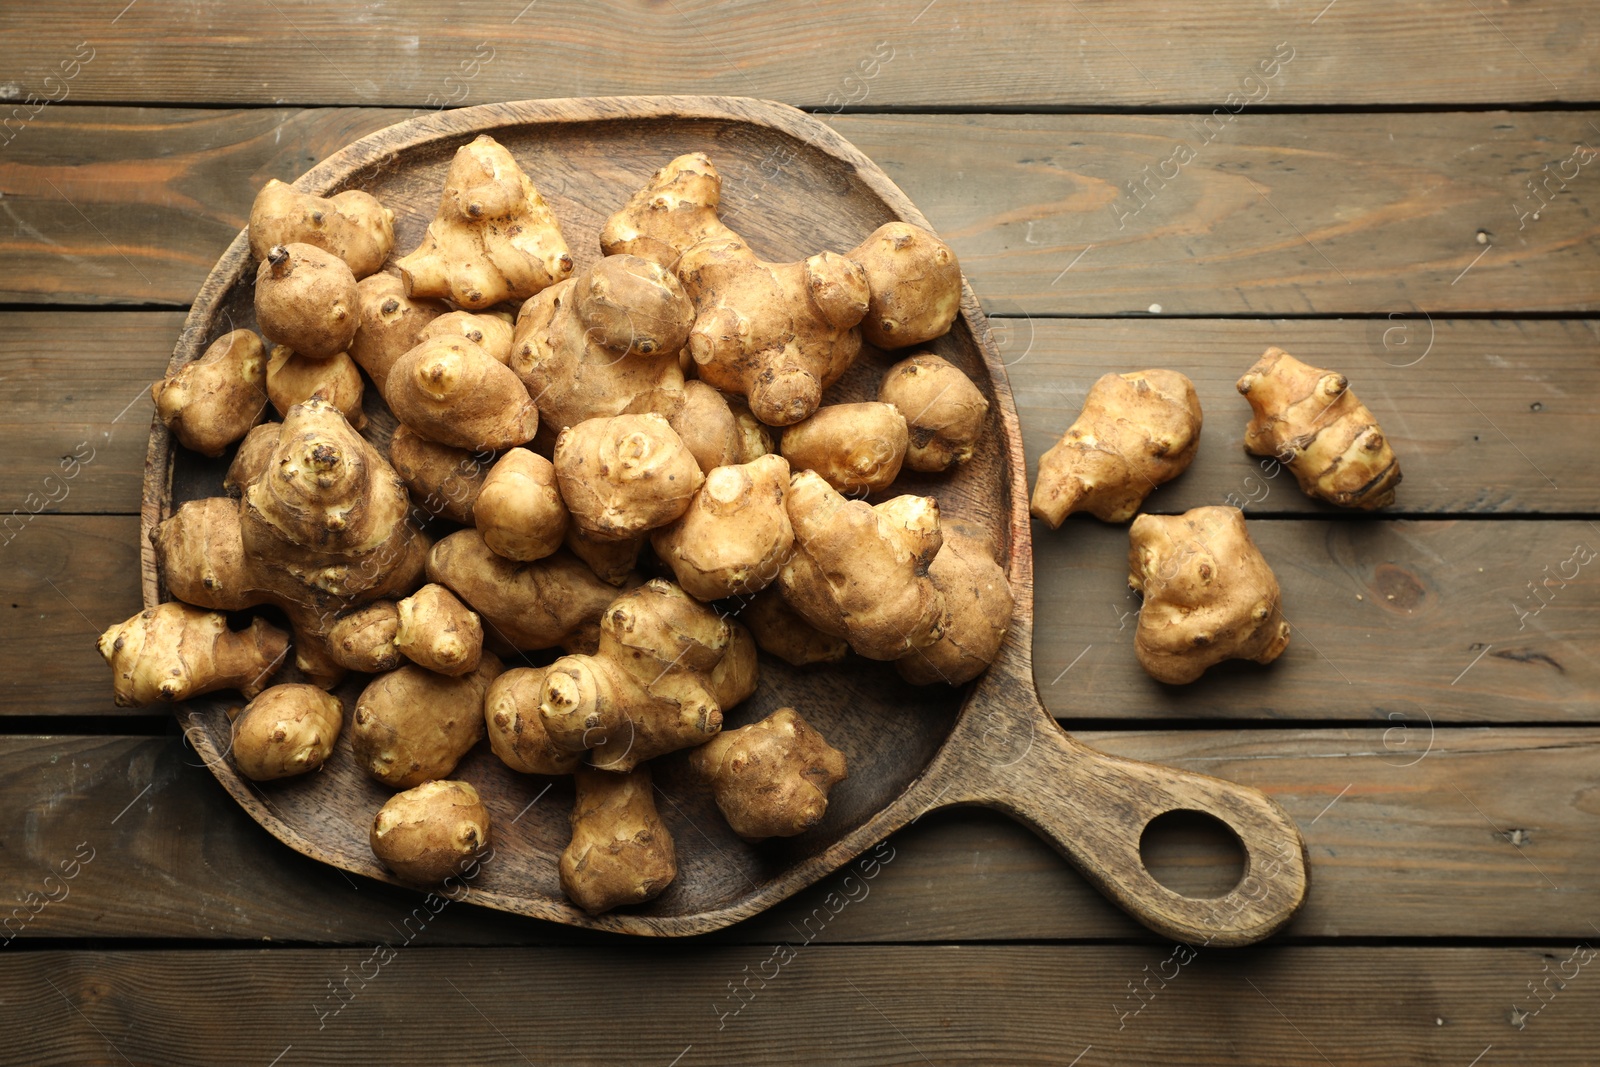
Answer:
396, 134, 573, 309
878, 352, 989, 472
779, 402, 908, 495
351, 654, 500, 789
553, 413, 704, 544
599, 151, 741, 268
265, 344, 365, 429
370, 780, 491, 886
1031, 369, 1203, 526
652, 453, 794, 601
560, 764, 676, 915
1127, 505, 1290, 684
847, 222, 962, 350
97, 602, 288, 707
394, 583, 483, 677
327, 601, 401, 674
666, 380, 761, 474
420, 309, 515, 364
896, 522, 1013, 686
248, 179, 394, 279
151, 329, 269, 458
473, 448, 568, 562
348, 273, 444, 394
483, 666, 584, 776
230, 683, 343, 781
1237, 346, 1401, 510
387, 426, 491, 526
254, 243, 360, 360
385, 334, 539, 452
690, 707, 848, 841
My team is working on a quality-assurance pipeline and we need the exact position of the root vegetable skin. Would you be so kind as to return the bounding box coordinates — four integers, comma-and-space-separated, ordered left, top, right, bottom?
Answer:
878, 353, 989, 472
327, 601, 401, 673
778, 471, 945, 661
896, 522, 1013, 686
386, 335, 539, 452
553, 414, 704, 542
483, 666, 584, 776
224, 422, 281, 496
1237, 346, 1401, 510
248, 179, 395, 279
1127, 506, 1291, 685
349, 273, 445, 394
152, 330, 269, 457
598, 152, 740, 268
421, 310, 515, 364
847, 222, 962, 350
1030, 369, 1203, 527
395, 583, 483, 676
564, 526, 643, 586
351, 655, 500, 789
387, 426, 491, 526
689, 707, 847, 841
97, 603, 288, 707
741, 587, 849, 666
265, 345, 366, 429
254, 243, 360, 360
395, 134, 574, 309
779, 402, 907, 495
560, 765, 676, 915
474, 448, 568, 562
652, 454, 794, 601
371, 780, 491, 885
231, 683, 343, 781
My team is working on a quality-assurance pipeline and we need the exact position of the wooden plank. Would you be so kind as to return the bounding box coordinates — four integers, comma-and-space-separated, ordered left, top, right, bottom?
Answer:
3, 729, 1596, 944
7, 514, 1592, 721
5, 313, 1596, 517
4, 108, 1597, 313
4, 945, 1594, 1065
4, 0, 1597, 107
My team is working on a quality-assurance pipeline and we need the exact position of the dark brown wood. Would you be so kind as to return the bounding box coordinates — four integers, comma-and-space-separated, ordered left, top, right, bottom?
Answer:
6, 728, 1593, 945
5, 1, 1598, 107
6, 108, 1598, 314
7, 945, 1597, 1065
144, 96, 1306, 945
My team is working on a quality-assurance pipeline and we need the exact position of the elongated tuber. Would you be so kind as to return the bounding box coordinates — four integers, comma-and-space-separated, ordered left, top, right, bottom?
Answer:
265, 344, 366, 429
779, 402, 907, 494
652, 454, 794, 601
847, 222, 962, 349
152, 330, 269, 457
230, 683, 343, 781
396, 134, 573, 309
896, 522, 1013, 686
1127, 505, 1290, 684
474, 448, 568, 562
388, 425, 491, 525
878, 353, 989, 472
327, 601, 401, 673
483, 666, 584, 776
1237, 346, 1401, 509
386, 335, 538, 452
254, 243, 360, 360
599, 152, 741, 268
349, 273, 444, 394
395, 583, 482, 676
560, 764, 676, 915
352, 654, 500, 788
1031, 369, 1203, 526
689, 707, 848, 841
371, 780, 491, 885
249, 179, 395, 279
98, 603, 288, 707
553, 414, 704, 543
778, 470, 944, 660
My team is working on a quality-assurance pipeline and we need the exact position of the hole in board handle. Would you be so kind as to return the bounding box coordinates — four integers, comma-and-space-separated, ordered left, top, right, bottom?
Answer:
1139, 809, 1247, 899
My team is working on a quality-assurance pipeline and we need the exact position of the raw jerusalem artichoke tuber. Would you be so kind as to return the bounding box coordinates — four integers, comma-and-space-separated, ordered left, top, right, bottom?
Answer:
896, 521, 1013, 687
878, 353, 989, 472
385, 335, 539, 452
779, 402, 907, 495
690, 707, 848, 841
97, 602, 288, 707
151, 329, 269, 457
483, 666, 584, 776
651, 453, 794, 601
248, 179, 395, 279
265, 345, 366, 429
553, 414, 704, 543
254, 243, 360, 360
394, 583, 483, 677
371, 780, 491, 886
847, 222, 962, 350
560, 765, 676, 915
351, 654, 501, 789
230, 683, 343, 781
473, 448, 568, 562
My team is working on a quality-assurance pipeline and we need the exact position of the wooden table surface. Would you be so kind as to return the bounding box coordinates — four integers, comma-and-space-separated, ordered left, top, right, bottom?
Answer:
3, 3, 1598, 1064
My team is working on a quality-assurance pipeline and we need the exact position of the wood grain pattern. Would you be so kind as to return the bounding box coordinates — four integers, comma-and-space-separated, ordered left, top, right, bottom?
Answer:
8, 313, 1597, 518
3, 729, 1595, 945
4, 108, 1597, 313
5, 946, 1596, 1066
4, 0, 1597, 107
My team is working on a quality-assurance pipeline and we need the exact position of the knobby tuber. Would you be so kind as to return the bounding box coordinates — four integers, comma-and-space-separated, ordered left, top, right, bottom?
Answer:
395, 583, 483, 677
896, 522, 1013, 686
847, 222, 962, 350
249, 179, 395, 279
553, 414, 704, 544
560, 765, 676, 915
97, 603, 288, 707
387, 425, 491, 526
349, 273, 444, 394
690, 707, 847, 841
741, 587, 849, 666
483, 666, 584, 776
474, 448, 568, 562
652, 454, 794, 601
385, 334, 539, 452
352, 654, 500, 788
254, 243, 360, 360
371, 780, 491, 885
152, 329, 269, 457
878, 353, 989, 472
779, 402, 907, 495
265, 344, 366, 429
599, 152, 740, 268
327, 601, 401, 673
230, 683, 343, 781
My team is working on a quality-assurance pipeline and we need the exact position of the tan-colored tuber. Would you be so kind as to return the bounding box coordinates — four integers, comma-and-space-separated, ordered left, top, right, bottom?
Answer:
553, 414, 704, 543
540, 580, 751, 771
1237, 346, 1401, 509
249, 179, 395, 279
1127, 506, 1290, 684
224, 422, 282, 496
473, 448, 568, 562
385, 335, 539, 452
97, 602, 288, 707
896, 522, 1013, 686
425, 529, 623, 654
1031, 369, 1203, 526
778, 470, 944, 661
779, 402, 908, 495
878, 353, 989, 472
348, 273, 445, 394
395, 583, 483, 676
741, 587, 849, 666
689, 707, 848, 841
564, 527, 645, 587
265, 345, 366, 429
666, 381, 766, 474
387, 425, 491, 526
152, 330, 269, 457
370, 780, 491, 885
560, 765, 676, 915
327, 601, 401, 673
421, 310, 515, 364
599, 152, 741, 268
230, 683, 343, 781
652, 454, 794, 601
396, 134, 574, 309
352, 655, 500, 788
847, 222, 962, 349
254, 243, 360, 360
483, 666, 584, 776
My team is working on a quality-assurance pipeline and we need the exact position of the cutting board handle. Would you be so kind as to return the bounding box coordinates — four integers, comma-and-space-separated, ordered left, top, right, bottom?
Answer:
921, 690, 1309, 947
